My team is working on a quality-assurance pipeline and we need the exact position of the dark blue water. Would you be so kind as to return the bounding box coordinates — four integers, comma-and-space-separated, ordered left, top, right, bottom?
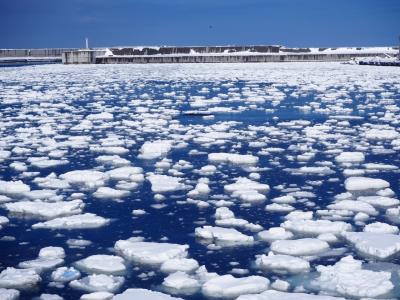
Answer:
0, 64, 399, 299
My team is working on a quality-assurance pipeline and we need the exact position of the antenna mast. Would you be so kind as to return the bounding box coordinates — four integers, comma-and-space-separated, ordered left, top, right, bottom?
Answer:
85, 38, 89, 49
398, 35, 400, 60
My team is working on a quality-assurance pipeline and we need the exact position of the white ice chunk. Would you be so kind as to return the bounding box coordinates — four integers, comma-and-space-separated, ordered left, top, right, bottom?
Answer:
114, 240, 188, 265
364, 222, 399, 234
23, 189, 58, 201
327, 200, 377, 216
225, 178, 269, 194
281, 219, 352, 236
265, 203, 294, 212
215, 207, 235, 220
75, 255, 126, 275
160, 258, 199, 274
237, 290, 344, 300
32, 213, 110, 229
365, 128, 399, 140
225, 178, 269, 203
357, 195, 400, 208
147, 174, 186, 193
132, 209, 146, 216
335, 152, 365, 163
344, 177, 390, 191
256, 253, 310, 274
311, 255, 393, 298
0, 180, 30, 197
198, 165, 217, 176
284, 211, 313, 220
202, 274, 269, 299
106, 166, 143, 181
270, 238, 329, 256
18, 257, 63, 273
51, 267, 81, 282
195, 226, 254, 246
162, 271, 200, 293
60, 170, 108, 189
0, 288, 19, 300
4, 200, 84, 219
86, 112, 114, 121
30, 158, 68, 169
93, 187, 130, 199
38, 246, 65, 259
209, 153, 258, 165
70, 274, 124, 293
80, 291, 113, 300
96, 155, 130, 167
138, 141, 172, 160
343, 231, 400, 259
187, 180, 210, 198
113, 288, 183, 299
0, 268, 41, 290
257, 228, 293, 243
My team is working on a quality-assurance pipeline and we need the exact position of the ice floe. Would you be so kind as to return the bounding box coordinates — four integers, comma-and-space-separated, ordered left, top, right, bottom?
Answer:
114, 239, 189, 265
0, 180, 30, 198
208, 153, 259, 165
147, 174, 186, 193
113, 288, 183, 299
195, 226, 254, 247
256, 253, 310, 274
202, 274, 270, 299
4, 199, 84, 219
344, 177, 390, 192
32, 213, 110, 229
0, 288, 20, 300
281, 219, 352, 236
310, 255, 394, 298
74, 255, 126, 275
237, 290, 344, 300
138, 140, 172, 160
342, 231, 400, 259
70, 274, 124, 293
93, 187, 130, 199
51, 267, 81, 282
270, 238, 329, 256
162, 271, 201, 295
60, 170, 108, 189
335, 152, 365, 164
0, 268, 41, 290
160, 258, 199, 274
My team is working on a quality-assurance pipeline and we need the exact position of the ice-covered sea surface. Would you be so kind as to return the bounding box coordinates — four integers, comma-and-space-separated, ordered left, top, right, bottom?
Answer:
0, 62, 400, 300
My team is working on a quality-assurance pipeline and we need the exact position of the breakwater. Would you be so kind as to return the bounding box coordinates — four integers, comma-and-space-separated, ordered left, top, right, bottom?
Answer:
63, 46, 398, 64
0, 48, 77, 58
96, 52, 391, 64
0, 48, 78, 67
1, 46, 397, 65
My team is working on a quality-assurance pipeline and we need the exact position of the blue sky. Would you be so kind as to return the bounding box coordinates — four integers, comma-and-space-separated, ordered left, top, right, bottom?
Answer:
1, 0, 399, 48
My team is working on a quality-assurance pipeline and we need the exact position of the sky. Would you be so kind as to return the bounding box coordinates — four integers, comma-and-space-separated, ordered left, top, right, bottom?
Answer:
1, 0, 399, 49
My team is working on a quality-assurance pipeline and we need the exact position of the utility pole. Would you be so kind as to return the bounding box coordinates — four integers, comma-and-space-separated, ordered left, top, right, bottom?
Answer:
398, 35, 400, 60
85, 38, 89, 49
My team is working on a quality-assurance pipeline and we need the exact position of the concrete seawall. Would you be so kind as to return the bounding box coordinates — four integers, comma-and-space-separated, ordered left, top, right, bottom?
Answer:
2, 46, 397, 65
0, 48, 77, 58
96, 52, 392, 64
